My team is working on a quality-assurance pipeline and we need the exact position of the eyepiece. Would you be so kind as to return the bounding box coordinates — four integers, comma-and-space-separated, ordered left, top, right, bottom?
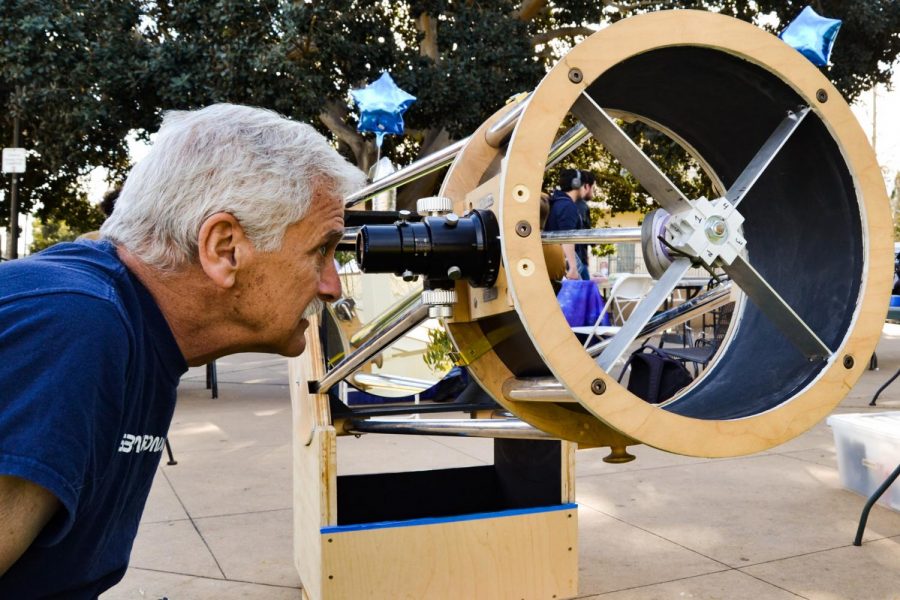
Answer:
356, 210, 500, 288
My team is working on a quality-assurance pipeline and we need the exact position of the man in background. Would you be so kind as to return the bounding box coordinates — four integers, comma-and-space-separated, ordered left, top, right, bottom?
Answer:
545, 168, 594, 280
574, 170, 596, 280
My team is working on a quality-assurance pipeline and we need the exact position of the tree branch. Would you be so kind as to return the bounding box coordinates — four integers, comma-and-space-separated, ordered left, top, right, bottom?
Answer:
514, 0, 549, 22
531, 26, 595, 46
601, 0, 659, 11
318, 100, 374, 171
416, 12, 438, 61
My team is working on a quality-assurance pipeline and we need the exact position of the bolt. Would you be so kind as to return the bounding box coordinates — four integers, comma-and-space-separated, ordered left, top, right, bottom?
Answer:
515, 220, 532, 237
447, 266, 462, 280
428, 305, 453, 319
591, 378, 606, 395
705, 216, 728, 243
568, 68, 583, 84
843, 355, 854, 369
401, 270, 418, 282
816, 89, 828, 103
445, 213, 459, 228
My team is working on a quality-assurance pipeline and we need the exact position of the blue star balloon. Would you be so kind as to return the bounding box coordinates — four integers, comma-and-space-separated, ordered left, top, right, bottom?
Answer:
779, 5, 842, 67
351, 72, 416, 148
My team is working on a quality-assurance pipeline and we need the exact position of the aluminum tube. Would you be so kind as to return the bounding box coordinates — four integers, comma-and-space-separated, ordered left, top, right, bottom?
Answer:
541, 227, 642, 245
313, 299, 430, 393
546, 123, 592, 169
350, 372, 436, 393
349, 290, 423, 347
345, 115, 590, 209
341, 226, 361, 246
585, 283, 732, 358
344, 116, 593, 210
344, 138, 469, 209
503, 377, 574, 402
484, 98, 529, 148
345, 418, 558, 440
500, 284, 734, 401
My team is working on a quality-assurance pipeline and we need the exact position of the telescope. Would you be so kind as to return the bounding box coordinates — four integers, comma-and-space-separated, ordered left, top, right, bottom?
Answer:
290, 10, 891, 600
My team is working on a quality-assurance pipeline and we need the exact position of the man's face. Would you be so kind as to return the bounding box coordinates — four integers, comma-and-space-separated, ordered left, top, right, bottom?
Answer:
581, 183, 595, 201
236, 188, 344, 356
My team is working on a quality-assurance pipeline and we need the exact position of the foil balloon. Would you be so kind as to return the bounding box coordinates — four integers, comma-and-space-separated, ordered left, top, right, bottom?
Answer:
351, 72, 416, 148
779, 5, 842, 67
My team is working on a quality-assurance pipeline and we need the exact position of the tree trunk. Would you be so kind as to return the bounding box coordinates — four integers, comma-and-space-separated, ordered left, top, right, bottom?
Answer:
396, 127, 453, 211
319, 100, 377, 174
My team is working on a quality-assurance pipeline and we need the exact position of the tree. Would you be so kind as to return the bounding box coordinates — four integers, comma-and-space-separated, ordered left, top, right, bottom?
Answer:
0, 1, 155, 234
29, 216, 80, 253
3, 0, 898, 229
141, 0, 543, 206
528, 0, 900, 102
131, 0, 900, 212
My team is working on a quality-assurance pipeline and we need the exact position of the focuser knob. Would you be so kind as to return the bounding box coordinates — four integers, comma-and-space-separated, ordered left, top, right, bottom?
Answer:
416, 196, 454, 217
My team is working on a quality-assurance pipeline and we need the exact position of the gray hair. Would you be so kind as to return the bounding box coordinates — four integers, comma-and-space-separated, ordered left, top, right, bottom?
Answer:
100, 103, 364, 270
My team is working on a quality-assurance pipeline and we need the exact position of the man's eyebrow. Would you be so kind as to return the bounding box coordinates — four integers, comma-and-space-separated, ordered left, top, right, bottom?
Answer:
322, 229, 344, 245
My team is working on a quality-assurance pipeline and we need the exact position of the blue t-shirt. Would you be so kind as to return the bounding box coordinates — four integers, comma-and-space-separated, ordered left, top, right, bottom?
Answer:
0, 240, 187, 597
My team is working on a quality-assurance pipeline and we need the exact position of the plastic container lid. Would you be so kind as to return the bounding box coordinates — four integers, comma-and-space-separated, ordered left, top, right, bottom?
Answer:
827, 412, 900, 438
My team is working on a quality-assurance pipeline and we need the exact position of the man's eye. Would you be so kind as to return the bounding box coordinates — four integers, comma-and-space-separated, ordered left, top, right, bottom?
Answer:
318, 244, 329, 257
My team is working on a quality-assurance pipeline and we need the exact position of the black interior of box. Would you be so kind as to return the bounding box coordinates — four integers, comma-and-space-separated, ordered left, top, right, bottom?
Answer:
336, 439, 563, 526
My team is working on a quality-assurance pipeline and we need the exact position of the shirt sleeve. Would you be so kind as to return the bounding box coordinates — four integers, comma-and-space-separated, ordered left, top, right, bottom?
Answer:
0, 292, 130, 546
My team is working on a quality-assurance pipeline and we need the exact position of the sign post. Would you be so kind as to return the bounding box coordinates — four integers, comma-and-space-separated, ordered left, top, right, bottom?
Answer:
3, 112, 23, 259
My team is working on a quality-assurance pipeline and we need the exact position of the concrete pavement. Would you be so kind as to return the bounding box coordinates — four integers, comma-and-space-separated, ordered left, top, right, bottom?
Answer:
102, 326, 900, 600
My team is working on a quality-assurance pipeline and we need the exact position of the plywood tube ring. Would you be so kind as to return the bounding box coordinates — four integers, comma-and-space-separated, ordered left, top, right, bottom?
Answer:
440, 10, 891, 457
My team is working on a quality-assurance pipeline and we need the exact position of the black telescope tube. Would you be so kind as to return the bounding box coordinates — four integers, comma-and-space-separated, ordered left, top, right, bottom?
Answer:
356, 210, 500, 288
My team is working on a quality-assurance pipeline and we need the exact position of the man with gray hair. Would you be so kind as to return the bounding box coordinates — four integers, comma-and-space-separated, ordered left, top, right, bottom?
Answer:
0, 103, 364, 595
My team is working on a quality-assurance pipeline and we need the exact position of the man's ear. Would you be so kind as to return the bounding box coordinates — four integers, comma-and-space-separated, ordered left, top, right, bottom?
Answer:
197, 213, 251, 288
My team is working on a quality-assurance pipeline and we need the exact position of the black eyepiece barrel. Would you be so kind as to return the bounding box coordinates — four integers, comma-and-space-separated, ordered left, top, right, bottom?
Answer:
356, 210, 500, 288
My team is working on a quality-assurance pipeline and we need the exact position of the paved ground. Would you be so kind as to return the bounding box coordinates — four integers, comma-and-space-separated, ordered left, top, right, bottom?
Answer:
102, 326, 900, 600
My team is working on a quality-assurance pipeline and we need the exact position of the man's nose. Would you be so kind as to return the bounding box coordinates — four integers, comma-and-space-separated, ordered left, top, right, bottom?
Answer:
319, 259, 342, 302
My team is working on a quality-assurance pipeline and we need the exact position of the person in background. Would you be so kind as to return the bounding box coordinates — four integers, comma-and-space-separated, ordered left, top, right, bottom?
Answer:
574, 170, 596, 280
0, 103, 364, 596
545, 168, 593, 280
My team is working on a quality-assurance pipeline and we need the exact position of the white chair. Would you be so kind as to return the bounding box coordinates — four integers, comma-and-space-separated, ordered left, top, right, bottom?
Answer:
574, 273, 654, 348
607, 273, 654, 325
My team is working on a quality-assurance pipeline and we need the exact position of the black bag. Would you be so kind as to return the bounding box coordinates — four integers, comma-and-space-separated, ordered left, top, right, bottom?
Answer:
622, 346, 693, 404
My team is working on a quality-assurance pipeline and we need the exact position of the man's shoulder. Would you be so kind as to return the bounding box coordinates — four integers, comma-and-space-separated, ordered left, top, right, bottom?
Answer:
549, 196, 578, 215
0, 241, 128, 305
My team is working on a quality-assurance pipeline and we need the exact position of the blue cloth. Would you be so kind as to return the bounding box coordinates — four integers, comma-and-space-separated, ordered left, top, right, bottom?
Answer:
557, 279, 609, 328
0, 240, 187, 597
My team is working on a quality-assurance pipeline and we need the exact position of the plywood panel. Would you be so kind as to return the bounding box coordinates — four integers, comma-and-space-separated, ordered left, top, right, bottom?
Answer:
320, 506, 578, 600
291, 316, 337, 600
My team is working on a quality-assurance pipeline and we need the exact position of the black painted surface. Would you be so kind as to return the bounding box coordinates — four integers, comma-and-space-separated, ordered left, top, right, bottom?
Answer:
337, 440, 562, 526
586, 47, 862, 419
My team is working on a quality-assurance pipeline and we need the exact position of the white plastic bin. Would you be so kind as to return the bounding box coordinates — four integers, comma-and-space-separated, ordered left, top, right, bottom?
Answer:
827, 412, 900, 512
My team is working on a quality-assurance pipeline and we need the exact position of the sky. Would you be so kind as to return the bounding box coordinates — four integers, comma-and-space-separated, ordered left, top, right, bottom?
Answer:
851, 79, 900, 193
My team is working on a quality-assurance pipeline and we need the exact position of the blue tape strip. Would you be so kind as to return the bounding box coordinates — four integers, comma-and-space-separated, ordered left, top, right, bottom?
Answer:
321, 503, 578, 535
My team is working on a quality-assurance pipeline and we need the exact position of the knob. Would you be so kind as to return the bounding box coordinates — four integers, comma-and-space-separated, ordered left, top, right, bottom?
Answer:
416, 196, 454, 217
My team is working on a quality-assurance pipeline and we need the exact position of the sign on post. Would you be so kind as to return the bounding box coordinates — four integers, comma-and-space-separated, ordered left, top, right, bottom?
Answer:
2, 148, 26, 174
